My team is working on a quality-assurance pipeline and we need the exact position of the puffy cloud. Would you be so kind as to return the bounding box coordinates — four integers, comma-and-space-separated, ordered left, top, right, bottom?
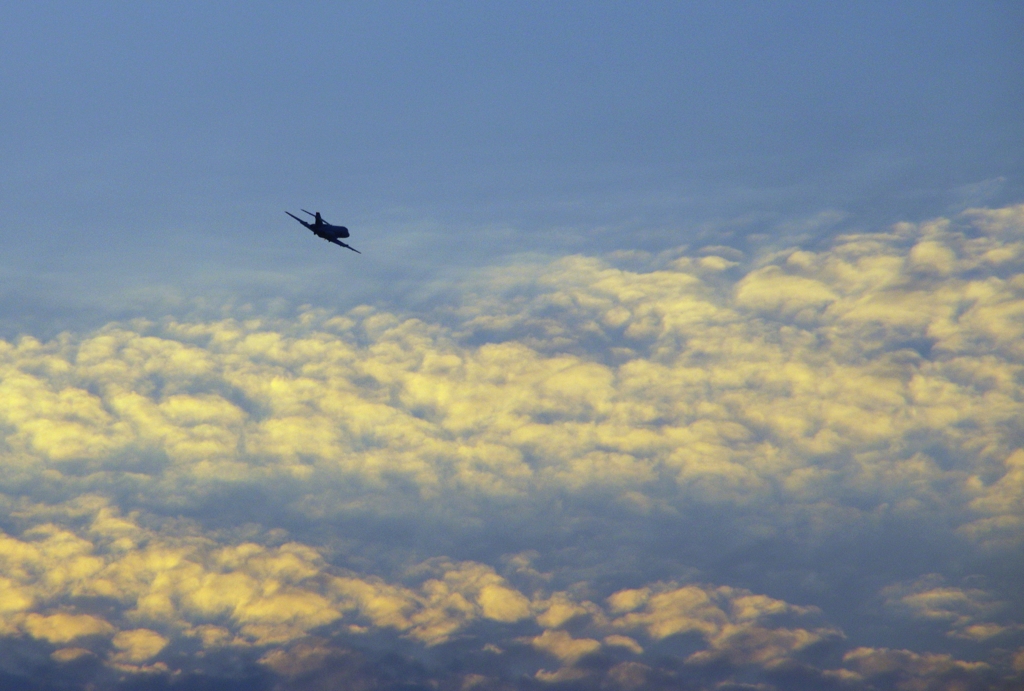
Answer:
882, 575, 1014, 640
2, 208, 1024, 534
50, 647, 95, 663
610, 584, 725, 639
0, 495, 849, 687
23, 613, 115, 643
603, 634, 643, 655
112, 629, 168, 663
0, 204, 1022, 688
528, 629, 601, 664
0, 501, 344, 651
608, 582, 833, 667
838, 647, 994, 690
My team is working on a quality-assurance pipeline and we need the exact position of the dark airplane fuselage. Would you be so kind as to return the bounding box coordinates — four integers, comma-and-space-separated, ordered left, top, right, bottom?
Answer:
315, 222, 350, 240
285, 210, 360, 253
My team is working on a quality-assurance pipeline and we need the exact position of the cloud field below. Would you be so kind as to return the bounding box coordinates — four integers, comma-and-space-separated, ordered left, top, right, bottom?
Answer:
1, 205, 1023, 689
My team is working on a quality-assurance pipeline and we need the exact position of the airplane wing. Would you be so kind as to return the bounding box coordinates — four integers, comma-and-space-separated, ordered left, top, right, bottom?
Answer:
330, 238, 361, 254
288, 212, 359, 253
285, 211, 311, 228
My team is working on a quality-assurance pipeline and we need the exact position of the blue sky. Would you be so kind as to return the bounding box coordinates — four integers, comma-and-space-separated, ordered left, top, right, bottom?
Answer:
1, 2, 1021, 332
0, 3, 1023, 690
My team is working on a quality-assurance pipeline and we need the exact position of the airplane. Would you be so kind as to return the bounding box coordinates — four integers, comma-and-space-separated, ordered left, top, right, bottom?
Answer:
285, 209, 361, 253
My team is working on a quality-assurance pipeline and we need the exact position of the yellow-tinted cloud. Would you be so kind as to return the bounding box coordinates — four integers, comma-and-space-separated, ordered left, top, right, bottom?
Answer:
0, 496, 845, 681
528, 629, 602, 664
0, 204, 1023, 686
50, 647, 95, 663
839, 647, 991, 686
112, 628, 168, 663
23, 612, 115, 643
603, 634, 643, 655
607, 582, 831, 667
882, 575, 1013, 641
1, 208, 1023, 539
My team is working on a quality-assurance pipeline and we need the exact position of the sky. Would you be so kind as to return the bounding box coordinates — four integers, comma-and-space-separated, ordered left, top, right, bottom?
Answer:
0, 2, 1022, 689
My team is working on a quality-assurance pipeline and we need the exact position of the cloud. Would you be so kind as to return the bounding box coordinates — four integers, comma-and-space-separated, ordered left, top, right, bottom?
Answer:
881, 574, 1018, 641
0, 497, 826, 648
24, 613, 115, 643
4, 208, 1024, 529
838, 647, 995, 691
111, 628, 168, 663
0, 204, 1023, 687
607, 582, 834, 668
528, 629, 601, 664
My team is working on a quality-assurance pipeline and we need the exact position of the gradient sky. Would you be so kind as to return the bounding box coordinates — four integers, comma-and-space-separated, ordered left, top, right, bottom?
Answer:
0, 3, 1023, 690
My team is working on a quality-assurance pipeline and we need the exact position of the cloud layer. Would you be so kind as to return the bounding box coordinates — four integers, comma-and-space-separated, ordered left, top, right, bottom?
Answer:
1, 205, 1023, 688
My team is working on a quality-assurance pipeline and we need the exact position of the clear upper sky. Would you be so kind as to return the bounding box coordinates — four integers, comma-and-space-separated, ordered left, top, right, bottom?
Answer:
1, 4, 1023, 690
1, 1, 1021, 332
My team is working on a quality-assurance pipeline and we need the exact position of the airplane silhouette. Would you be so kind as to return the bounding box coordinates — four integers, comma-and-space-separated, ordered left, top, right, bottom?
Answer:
285, 209, 361, 253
